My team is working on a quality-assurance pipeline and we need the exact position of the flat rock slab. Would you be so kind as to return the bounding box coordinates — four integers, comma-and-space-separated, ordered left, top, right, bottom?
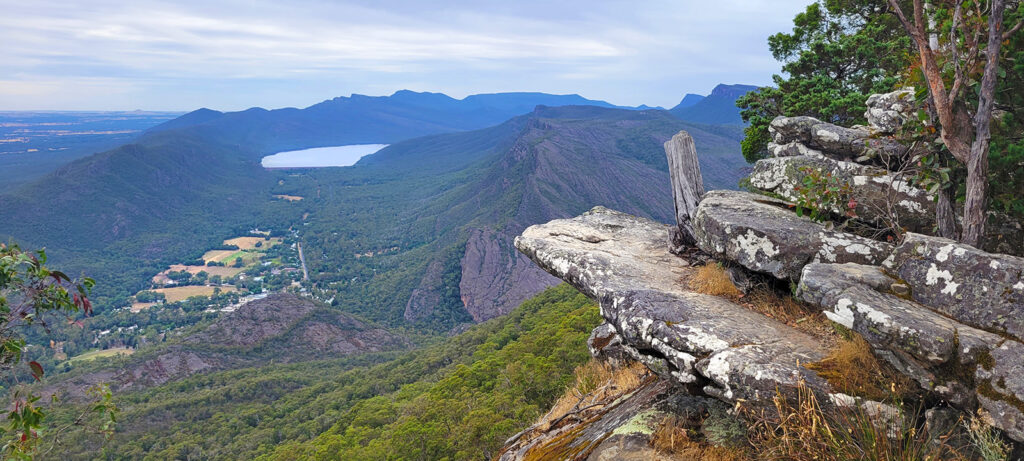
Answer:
890, 233, 1024, 342
693, 190, 892, 281
515, 206, 829, 404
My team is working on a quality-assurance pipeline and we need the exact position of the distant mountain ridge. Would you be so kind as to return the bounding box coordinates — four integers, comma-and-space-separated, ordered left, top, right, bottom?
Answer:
145, 90, 648, 153
670, 83, 759, 124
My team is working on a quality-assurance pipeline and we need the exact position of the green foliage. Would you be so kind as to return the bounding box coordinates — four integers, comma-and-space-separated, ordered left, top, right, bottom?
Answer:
737, 0, 912, 162
46, 284, 598, 460
792, 166, 857, 222
0, 244, 115, 459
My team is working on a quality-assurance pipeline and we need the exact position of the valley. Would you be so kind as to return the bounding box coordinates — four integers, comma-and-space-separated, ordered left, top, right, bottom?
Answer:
0, 87, 753, 460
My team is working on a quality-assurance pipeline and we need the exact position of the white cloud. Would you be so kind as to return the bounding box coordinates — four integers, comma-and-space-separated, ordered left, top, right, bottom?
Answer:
0, 0, 811, 110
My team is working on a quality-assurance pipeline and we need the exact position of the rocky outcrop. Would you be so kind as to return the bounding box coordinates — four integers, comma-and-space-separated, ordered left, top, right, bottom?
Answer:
768, 115, 908, 163
748, 155, 936, 233
797, 260, 1024, 441
887, 233, 1024, 341
693, 190, 892, 280
515, 207, 830, 404
865, 88, 915, 134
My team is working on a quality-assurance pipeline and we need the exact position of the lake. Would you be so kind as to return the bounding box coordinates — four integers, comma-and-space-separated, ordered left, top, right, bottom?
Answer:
261, 144, 389, 168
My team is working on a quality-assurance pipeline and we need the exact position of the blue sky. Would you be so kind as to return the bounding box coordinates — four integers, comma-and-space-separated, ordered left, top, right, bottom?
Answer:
0, 0, 811, 111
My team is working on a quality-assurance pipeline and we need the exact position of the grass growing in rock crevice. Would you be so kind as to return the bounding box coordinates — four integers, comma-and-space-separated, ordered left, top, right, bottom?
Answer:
806, 334, 916, 401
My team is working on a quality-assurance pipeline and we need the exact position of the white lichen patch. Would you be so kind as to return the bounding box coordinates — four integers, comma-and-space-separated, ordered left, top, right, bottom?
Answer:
924, 263, 959, 296
872, 175, 924, 197
1015, 281, 1024, 290
815, 128, 841, 142
818, 233, 877, 263
925, 263, 953, 286
735, 229, 779, 261
853, 176, 869, 186
935, 244, 956, 262
990, 260, 1001, 270
898, 199, 925, 214
826, 298, 856, 329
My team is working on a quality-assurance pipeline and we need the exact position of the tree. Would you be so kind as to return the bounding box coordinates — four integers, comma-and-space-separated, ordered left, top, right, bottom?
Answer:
0, 243, 115, 458
737, 0, 913, 162
886, 0, 1024, 245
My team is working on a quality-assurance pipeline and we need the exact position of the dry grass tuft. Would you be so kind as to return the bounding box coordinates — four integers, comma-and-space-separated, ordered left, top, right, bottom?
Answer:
805, 335, 914, 401
747, 382, 966, 461
651, 416, 749, 460
538, 360, 650, 431
689, 263, 742, 299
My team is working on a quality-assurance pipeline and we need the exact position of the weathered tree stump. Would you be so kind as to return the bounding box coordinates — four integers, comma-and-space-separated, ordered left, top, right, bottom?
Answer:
664, 131, 705, 252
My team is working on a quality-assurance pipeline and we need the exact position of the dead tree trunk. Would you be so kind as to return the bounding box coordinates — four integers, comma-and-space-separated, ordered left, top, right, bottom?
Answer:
665, 131, 705, 252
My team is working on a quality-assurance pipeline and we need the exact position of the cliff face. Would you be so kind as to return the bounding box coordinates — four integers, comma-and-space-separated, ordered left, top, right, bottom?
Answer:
506, 90, 1024, 458
402, 106, 750, 323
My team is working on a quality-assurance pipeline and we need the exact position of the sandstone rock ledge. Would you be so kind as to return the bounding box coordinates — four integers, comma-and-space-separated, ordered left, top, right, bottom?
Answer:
514, 207, 830, 403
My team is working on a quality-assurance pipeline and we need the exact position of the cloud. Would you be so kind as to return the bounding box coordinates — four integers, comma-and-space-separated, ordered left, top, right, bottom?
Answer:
0, 0, 810, 110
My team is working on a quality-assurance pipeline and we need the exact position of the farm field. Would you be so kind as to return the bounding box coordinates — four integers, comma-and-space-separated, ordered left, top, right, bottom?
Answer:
67, 347, 134, 364
130, 302, 160, 313
165, 264, 245, 278
154, 285, 237, 302
224, 236, 282, 250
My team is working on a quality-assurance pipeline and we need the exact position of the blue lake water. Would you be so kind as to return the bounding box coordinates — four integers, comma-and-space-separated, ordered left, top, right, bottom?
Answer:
261, 144, 388, 168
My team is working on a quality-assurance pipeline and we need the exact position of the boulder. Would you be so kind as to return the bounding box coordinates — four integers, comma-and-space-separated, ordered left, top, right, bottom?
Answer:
693, 190, 893, 280
748, 155, 936, 233
797, 261, 1024, 442
768, 116, 908, 163
865, 88, 916, 135
797, 262, 999, 407
515, 206, 830, 405
888, 233, 1024, 342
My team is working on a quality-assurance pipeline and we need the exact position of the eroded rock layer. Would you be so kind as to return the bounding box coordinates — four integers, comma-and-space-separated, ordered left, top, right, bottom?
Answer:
515, 207, 829, 404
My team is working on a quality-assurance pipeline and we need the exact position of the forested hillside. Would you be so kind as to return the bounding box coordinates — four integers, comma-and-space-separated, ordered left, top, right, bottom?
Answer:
48, 285, 598, 460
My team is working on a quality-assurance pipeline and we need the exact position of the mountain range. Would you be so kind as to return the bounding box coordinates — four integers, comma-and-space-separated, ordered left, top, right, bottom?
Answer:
0, 85, 751, 320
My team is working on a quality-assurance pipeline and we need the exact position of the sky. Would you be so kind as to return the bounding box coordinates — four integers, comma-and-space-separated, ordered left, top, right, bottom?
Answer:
0, 0, 811, 111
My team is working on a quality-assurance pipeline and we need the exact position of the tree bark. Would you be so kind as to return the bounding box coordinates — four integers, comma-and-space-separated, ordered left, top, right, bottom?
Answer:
664, 131, 705, 251
936, 185, 958, 239
961, 0, 1006, 247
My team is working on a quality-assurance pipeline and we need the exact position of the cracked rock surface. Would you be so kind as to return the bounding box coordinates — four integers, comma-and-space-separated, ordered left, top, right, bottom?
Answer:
515, 206, 829, 405
693, 190, 892, 280
797, 261, 1024, 441
889, 233, 1024, 342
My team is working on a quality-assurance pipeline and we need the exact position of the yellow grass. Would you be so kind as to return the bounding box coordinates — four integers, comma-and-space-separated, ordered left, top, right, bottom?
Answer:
538, 360, 649, 431
688, 263, 742, 299
273, 194, 304, 201
651, 416, 749, 460
154, 285, 236, 302
130, 302, 159, 313
223, 236, 281, 250
68, 347, 134, 364
805, 335, 914, 400
165, 264, 244, 278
